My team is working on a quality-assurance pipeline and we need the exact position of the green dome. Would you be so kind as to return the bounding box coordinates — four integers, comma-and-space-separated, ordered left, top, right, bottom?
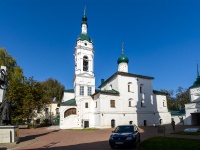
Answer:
117, 54, 129, 64
77, 33, 92, 43
190, 76, 200, 88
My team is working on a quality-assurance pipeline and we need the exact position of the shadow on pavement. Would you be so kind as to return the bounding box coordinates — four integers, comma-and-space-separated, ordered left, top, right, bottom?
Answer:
25, 140, 139, 150
18, 130, 60, 143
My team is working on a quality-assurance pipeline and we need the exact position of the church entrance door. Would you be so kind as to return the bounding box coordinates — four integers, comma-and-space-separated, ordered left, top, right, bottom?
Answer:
84, 121, 89, 128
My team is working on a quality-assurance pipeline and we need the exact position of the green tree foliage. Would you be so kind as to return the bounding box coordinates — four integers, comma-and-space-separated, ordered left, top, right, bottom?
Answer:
41, 78, 65, 103
175, 87, 189, 110
161, 89, 176, 110
161, 87, 189, 110
1, 48, 65, 122
6, 67, 25, 120
0, 48, 18, 81
21, 77, 47, 119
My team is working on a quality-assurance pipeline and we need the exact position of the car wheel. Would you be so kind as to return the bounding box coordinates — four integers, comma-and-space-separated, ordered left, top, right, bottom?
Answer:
109, 144, 115, 149
138, 135, 141, 142
130, 143, 136, 149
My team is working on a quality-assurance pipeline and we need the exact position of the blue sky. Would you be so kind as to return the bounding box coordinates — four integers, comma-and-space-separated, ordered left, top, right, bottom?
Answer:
0, 0, 200, 92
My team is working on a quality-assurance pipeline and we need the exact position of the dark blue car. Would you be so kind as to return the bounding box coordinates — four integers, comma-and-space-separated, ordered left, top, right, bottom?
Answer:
109, 125, 140, 149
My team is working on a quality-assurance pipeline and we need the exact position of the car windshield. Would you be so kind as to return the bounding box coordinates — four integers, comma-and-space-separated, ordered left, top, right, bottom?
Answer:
114, 126, 134, 133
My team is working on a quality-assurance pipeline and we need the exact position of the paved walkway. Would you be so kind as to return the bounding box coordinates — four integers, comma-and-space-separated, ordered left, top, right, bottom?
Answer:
0, 125, 200, 150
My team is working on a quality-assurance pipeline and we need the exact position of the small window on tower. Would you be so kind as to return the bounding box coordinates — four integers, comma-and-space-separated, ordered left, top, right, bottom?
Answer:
83, 56, 88, 71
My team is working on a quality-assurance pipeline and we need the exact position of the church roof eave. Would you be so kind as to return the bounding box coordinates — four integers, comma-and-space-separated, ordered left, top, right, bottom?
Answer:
153, 90, 168, 95
98, 71, 154, 88
64, 89, 74, 93
91, 89, 120, 97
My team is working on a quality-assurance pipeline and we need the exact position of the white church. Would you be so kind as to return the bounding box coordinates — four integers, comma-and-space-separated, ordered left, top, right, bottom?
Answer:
59, 12, 171, 129
184, 68, 200, 125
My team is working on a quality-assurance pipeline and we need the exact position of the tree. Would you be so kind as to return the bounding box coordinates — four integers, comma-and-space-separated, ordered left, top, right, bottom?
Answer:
161, 87, 189, 110
161, 89, 176, 110
41, 78, 65, 103
0, 47, 65, 123
175, 87, 189, 110
0, 48, 18, 83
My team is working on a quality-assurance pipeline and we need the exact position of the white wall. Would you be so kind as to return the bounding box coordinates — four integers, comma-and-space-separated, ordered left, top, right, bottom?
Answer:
63, 92, 74, 102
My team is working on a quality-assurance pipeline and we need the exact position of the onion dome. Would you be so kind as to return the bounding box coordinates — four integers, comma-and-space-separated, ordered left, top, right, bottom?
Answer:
117, 54, 129, 64
117, 43, 129, 64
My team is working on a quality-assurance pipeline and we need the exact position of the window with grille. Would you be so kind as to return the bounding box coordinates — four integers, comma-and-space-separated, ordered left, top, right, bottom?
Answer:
80, 86, 84, 95
110, 100, 115, 108
88, 87, 92, 96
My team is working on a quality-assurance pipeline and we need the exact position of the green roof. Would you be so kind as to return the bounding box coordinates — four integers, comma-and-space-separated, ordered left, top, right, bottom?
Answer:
64, 89, 74, 93
92, 89, 120, 97
77, 33, 92, 43
99, 72, 154, 88
117, 54, 129, 64
153, 90, 168, 95
169, 110, 185, 116
100, 89, 119, 94
60, 99, 76, 106
190, 64, 200, 89
190, 76, 200, 89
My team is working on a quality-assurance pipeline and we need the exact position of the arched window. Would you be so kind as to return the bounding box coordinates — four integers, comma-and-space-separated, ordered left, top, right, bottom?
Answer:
129, 101, 131, 107
140, 84, 144, 93
83, 56, 88, 71
128, 82, 132, 92
163, 100, 166, 107
85, 102, 88, 108
64, 108, 76, 118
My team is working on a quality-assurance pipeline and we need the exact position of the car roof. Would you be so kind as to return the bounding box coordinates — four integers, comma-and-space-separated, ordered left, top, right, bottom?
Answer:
117, 125, 136, 127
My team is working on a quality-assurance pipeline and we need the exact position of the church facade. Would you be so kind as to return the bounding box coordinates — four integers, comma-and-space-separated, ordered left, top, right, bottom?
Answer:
59, 12, 171, 129
184, 67, 200, 125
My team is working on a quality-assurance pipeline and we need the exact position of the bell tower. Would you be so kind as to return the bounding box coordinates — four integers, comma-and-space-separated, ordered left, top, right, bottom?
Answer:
74, 8, 95, 96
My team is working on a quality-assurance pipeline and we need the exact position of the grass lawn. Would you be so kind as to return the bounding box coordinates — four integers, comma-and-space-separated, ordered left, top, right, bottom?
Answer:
138, 137, 200, 150
171, 131, 200, 135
